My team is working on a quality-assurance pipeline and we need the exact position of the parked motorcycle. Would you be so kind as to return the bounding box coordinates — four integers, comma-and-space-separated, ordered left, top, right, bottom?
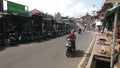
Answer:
5, 32, 19, 46
19, 32, 32, 43
65, 38, 75, 57
0, 33, 5, 47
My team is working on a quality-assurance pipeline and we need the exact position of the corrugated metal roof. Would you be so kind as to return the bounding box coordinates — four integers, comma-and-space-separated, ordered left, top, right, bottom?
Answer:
105, 0, 120, 3
30, 9, 43, 14
105, 4, 120, 18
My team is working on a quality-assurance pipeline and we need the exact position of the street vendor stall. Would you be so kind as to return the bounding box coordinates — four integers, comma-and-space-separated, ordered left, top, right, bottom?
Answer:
3, 14, 31, 45
42, 16, 54, 39
56, 22, 63, 36
31, 14, 43, 41
94, 3, 120, 68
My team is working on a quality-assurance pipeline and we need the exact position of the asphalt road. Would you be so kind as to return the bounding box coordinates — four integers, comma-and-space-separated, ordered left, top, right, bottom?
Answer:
0, 31, 95, 68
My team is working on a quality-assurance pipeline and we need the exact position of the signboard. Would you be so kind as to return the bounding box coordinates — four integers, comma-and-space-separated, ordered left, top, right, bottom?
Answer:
55, 12, 62, 23
7, 1, 25, 13
105, 0, 120, 3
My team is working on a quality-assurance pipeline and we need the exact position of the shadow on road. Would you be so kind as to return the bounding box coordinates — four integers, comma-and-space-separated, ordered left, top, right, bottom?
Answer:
74, 49, 85, 57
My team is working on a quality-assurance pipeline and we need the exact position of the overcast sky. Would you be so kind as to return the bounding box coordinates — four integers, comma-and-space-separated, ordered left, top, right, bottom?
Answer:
4, 0, 105, 17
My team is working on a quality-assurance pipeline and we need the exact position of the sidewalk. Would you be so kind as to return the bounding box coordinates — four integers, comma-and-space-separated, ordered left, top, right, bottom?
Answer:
95, 32, 120, 68
86, 31, 120, 68
86, 32, 110, 68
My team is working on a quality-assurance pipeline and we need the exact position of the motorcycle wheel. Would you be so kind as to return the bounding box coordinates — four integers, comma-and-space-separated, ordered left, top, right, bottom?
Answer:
66, 47, 73, 57
66, 52, 70, 57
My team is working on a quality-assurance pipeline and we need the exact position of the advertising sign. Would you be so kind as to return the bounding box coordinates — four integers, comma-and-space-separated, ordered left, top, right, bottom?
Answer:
55, 12, 62, 23
7, 1, 25, 13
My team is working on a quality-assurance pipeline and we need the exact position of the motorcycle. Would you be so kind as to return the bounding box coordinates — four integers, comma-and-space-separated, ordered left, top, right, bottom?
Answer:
65, 38, 75, 57
5, 32, 19, 46
78, 28, 82, 34
19, 32, 32, 43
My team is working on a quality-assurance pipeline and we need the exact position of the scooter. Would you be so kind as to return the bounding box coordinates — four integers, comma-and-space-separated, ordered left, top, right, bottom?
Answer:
65, 38, 75, 57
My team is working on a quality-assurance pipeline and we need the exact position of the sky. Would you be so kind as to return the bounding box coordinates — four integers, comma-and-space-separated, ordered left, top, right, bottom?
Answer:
4, 0, 105, 17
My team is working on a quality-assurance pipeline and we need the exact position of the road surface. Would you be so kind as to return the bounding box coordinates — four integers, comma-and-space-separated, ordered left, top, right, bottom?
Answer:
0, 31, 95, 68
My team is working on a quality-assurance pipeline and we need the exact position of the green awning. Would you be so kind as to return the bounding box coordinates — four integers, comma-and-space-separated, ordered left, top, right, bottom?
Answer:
105, 4, 120, 18
61, 19, 69, 21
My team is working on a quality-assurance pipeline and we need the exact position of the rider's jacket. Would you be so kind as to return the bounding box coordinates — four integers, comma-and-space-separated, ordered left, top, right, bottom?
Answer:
66, 33, 76, 41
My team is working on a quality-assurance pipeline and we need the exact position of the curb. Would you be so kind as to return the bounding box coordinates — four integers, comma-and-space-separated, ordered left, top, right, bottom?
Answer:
86, 34, 97, 68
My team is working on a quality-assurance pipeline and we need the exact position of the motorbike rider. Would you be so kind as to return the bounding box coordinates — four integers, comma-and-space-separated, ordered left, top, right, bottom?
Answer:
83, 24, 86, 31
78, 27, 82, 34
66, 29, 76, 51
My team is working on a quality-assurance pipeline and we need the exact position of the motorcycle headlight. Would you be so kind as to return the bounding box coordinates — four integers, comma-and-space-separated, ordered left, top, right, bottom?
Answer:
66, 42, 71, 47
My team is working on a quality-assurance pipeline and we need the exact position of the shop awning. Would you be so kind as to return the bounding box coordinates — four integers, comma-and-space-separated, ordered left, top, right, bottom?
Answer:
61, 19, 69, 21
105, 4, 120, 18
64, 22, 70, 24
43, 18, 51, 20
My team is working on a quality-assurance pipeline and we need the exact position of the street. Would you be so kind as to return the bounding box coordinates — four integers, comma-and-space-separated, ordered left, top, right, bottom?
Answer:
0, 31, 95, 68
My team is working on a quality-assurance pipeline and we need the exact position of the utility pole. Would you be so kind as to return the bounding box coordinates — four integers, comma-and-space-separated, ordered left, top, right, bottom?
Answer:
0, 0, 3, 12
110, 3, 118, 68
93, 4, 95, 17
0, 0, 5, 46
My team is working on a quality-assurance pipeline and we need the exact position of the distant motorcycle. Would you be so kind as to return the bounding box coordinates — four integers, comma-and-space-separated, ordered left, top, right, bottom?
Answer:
78, 28, 82, 34
65, 38, 75, 57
